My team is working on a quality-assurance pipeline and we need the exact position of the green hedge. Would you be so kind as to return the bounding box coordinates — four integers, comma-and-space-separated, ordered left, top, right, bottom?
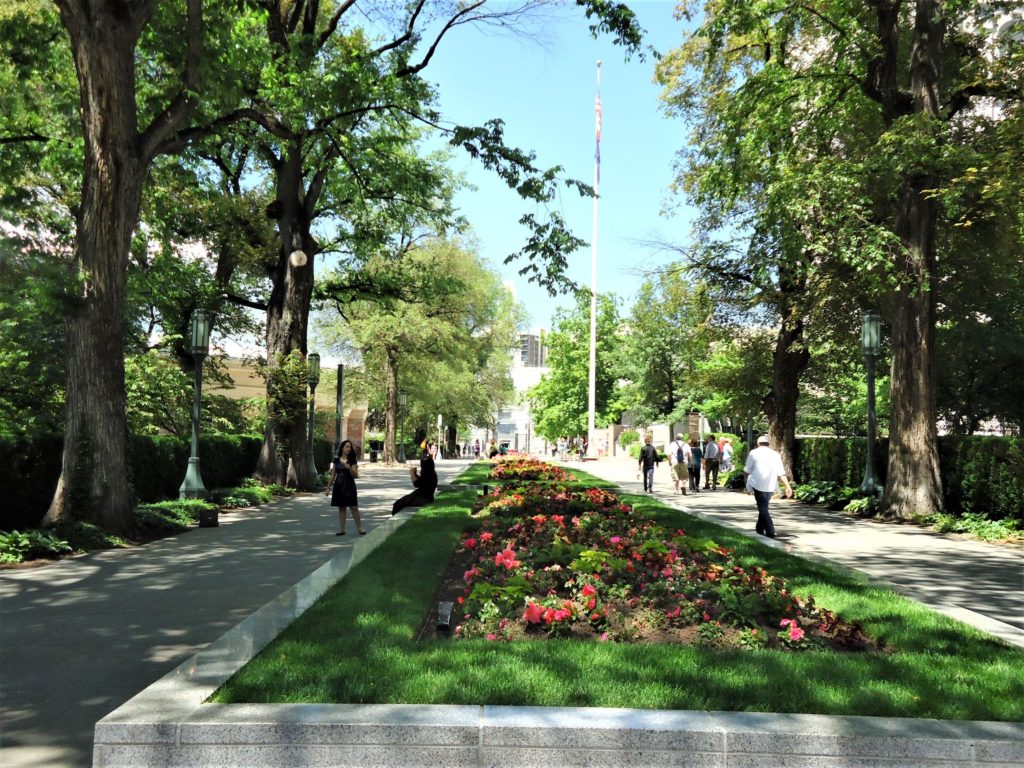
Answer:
0, 433, 334, 531
794, 436, 1022, 520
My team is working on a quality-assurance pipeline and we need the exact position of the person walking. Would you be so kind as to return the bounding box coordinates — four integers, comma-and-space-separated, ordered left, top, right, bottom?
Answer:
688, 438, 703, 493
668, 432, 690, 495
703, 434, 721, 489
392, 441, 439, 516
638, 433, 659, 493
326, 439, 365, 536
721, 438, 734, 472
743, 434, 794, 539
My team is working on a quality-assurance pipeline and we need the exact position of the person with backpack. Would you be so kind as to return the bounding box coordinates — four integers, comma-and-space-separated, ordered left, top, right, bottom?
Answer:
668, 432, 691, 495
637, 433, 660, 493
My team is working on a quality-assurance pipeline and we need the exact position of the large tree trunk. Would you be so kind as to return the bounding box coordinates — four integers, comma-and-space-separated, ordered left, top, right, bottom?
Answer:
763, 314, 808, 482
880, 0, 945, 519
43, 8, 145, 533
255, 145, 318, 488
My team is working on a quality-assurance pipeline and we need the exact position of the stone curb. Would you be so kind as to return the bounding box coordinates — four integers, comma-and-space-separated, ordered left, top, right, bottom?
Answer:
94, 496, 1024, 768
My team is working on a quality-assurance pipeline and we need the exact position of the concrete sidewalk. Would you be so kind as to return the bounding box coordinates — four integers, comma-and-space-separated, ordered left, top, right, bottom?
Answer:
573, 455, 1024, 648
0, 459, 470, 768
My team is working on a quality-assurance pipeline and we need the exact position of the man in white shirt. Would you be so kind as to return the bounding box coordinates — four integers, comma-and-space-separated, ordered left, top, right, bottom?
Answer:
667, 432, 691, 495
703, 434, 721, 489
743, 435, 794, 539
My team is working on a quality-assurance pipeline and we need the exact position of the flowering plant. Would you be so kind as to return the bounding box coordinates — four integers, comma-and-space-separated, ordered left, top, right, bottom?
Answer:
489, 457, 576, 482
449, 482, 875, 652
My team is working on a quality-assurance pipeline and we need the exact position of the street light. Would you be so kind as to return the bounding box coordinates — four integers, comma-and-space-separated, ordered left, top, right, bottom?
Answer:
180, 310, 211, 505
860, 311, 882, 496
397, 388, 408, 463
307, 352, 320, 480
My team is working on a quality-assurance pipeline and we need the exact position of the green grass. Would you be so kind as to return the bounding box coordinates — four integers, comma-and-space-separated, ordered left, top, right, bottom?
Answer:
211, 467, 1024, 721
449, 460, 495, 484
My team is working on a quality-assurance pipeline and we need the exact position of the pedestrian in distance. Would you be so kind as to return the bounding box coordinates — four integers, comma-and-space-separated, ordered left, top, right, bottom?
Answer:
721, 438, 734, 472
392, 441, 439, 516
638, 433, 660, 493
689, 438, 702, 493
703, 434, 721, 489
668, 432, 690, 495
743, 435, 794, 539
326, 439, 365, 536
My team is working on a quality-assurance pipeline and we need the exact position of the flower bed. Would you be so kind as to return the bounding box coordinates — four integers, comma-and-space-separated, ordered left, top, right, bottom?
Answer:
489, 456, 576, 483
448, 483, 878, 652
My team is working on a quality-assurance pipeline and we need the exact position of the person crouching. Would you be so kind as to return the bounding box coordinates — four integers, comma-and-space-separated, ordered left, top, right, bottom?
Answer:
391, 440, 439, 516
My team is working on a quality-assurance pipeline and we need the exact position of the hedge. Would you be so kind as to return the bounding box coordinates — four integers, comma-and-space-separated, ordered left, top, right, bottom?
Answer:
0, 434, 335, 531
793, 436, 1023, 520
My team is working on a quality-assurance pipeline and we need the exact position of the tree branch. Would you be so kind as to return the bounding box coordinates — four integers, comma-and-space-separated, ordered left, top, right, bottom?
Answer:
140, 0, 203, 163
397, 1, 488, 78
316, 0, 357, 49
223, 292, 268, 312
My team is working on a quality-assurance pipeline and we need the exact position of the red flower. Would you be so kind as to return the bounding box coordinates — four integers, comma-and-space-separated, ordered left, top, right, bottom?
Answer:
463, 537, 478, 549
494, 549, 520, 570
581, 584, 597, 598
523, 602, 543, 624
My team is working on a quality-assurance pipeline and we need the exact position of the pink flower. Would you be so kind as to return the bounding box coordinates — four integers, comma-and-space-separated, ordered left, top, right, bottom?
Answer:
661, 566, 673, 577
523, 602, 544, 624
789, 625, 806, 642
494, 549, 520, 570
463, 566, 480, 583
480, 532, 493, 542
581, 584, 596, 598
463, 537, 478, 549
610, 536, 621, 544
486, 633, 497, 641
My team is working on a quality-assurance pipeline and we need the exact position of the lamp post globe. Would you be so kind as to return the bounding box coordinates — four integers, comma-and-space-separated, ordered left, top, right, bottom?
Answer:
180, 311, 212, 508
397, 388, 408, 463
307, 353, 320, 480
860, 311, 882, 496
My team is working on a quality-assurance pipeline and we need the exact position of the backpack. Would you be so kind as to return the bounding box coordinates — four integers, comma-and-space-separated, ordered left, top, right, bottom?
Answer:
675, 442, 685, 463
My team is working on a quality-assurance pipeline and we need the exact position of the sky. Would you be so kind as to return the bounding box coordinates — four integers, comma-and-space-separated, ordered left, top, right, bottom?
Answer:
420, 1, 697, 330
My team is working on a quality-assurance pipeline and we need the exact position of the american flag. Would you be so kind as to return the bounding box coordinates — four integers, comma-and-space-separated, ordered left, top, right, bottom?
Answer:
595, 91, 602, 178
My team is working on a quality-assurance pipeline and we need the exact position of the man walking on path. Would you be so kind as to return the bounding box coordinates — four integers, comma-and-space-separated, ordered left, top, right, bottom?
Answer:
703, 434, 721, 489
638, 433, 659, 493
668, 433, 690, 495
744, 434, 794, 538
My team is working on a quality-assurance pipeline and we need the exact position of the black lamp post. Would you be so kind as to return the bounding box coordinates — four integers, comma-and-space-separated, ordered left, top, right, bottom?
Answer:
180, 310, 211, 501
860, 311, 882, 496
307, 353, 320, 479
397, 388, 407, 463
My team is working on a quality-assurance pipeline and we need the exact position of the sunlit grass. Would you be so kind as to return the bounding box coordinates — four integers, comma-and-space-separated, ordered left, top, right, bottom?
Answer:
212, 470, 1024, 721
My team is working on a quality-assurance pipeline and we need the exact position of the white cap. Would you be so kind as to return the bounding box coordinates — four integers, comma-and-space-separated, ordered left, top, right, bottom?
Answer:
757, 435, 770, 445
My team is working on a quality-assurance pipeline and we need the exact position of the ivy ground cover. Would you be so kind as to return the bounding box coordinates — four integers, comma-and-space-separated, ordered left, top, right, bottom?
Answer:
213, 463, 1024, 721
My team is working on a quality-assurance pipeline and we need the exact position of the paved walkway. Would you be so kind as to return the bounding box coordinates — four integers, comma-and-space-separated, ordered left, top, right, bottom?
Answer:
0, 459, 469, 768
574, 455, 1024, 647
4, 456, 1022, 766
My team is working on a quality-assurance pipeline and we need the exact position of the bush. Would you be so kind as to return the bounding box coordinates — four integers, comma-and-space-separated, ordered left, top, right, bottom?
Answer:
0, 529, 72, 564
135, 499, 217, 530
619, 430, 639, 448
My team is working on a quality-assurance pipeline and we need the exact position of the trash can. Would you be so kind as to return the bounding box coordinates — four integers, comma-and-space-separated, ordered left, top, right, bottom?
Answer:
370, 450, 378, 462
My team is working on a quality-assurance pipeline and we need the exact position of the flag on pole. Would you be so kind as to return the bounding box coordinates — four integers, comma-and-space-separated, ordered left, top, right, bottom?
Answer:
595, 91, 602, 181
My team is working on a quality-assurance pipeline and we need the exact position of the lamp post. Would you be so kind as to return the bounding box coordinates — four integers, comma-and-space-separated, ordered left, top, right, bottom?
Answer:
180, 311, 211, 503
397, 388, 408, 463
307, 353, 320, 480
860, 311, 882, 496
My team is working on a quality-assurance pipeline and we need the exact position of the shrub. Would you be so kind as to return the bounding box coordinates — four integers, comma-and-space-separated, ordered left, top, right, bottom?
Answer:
618, 430, 639, 448
0, 529, 72, 564
135, 499, 217, 530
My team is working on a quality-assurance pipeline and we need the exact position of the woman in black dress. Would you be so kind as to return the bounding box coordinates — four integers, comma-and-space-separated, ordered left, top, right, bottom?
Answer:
326, 440, 365, 535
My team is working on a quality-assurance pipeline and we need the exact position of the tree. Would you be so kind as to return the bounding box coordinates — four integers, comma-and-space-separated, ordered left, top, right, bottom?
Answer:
658, 2, 1024, 515
318, 236, 518, 462
617, 271, 716, 425
529, 292, 623, 440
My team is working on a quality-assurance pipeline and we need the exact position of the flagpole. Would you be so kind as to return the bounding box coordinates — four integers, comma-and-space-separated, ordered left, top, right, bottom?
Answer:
587, 60, 601, 458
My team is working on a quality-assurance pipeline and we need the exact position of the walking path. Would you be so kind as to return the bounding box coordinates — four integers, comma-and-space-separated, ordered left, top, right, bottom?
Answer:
4, 456, 1022, 766
575, 455, 1024, 647
0, 459, 469, 768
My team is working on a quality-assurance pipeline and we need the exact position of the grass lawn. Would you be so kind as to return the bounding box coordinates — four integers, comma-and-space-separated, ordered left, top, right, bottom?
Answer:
212, 466, 1024, 721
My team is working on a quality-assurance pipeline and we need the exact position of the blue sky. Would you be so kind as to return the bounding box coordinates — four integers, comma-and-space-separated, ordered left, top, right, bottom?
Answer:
423, 1, 696, 329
